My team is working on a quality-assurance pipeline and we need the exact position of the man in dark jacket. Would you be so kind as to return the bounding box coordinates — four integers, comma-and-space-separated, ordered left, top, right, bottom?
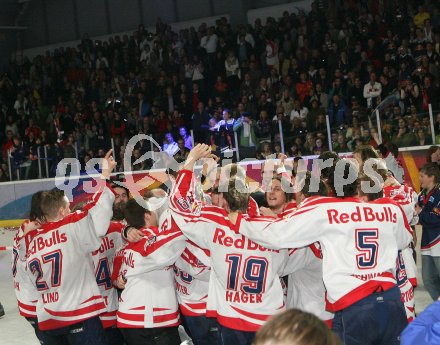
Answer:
191, 101, 210, 144
327, 95, 349, 128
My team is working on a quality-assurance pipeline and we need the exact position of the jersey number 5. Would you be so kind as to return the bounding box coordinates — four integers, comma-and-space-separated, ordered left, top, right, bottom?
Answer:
355, 229, 379, 269
226, 254, 268, 294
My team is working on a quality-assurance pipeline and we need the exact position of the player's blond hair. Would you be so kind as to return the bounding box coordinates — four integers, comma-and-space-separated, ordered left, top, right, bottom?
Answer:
253, 309, 341, 345
219, 177, 249, 213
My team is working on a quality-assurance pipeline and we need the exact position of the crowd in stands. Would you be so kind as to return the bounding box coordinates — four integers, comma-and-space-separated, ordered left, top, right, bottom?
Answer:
0, 0, 440, 181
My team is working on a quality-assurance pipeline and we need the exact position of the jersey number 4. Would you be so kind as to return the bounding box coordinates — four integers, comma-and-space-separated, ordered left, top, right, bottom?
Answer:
95, 258, 112, 290
226, 254, 268, 294
28, 250, 63, 291
355, 229, 379, 269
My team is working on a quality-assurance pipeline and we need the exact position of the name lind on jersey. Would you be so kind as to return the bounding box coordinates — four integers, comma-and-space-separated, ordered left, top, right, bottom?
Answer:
43, 291, 59, 303
327, 206, 397, 224
213, 228, 279, 252
29, 231, 67, 254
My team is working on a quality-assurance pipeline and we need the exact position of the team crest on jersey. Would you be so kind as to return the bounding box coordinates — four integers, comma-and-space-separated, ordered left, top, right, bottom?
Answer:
143, 235, 157, 251
177, 197, 190, 210
429, 196, 435, 203
191, 203, 202, 216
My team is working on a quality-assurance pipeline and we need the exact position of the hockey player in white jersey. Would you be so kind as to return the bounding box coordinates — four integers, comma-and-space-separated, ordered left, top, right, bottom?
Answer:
112, 196, 186, 345
14, 191, 68, 345
170, 144, 288, 345
354, 147, 418, 322
22, 150, 117, 344
124, 185, 219, 345
238, 159, 412, 345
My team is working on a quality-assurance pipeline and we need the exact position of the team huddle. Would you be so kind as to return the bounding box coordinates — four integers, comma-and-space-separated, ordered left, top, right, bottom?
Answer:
11, 144, 425, 345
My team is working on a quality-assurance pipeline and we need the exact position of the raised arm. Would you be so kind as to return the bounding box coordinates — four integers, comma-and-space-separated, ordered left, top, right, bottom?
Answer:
135, 225, 185, 271
233, 117, 244, 132
175, 245, 211, 282
69, 150, 117, 252
169, 144, 213, 227
239, 202, 323, 250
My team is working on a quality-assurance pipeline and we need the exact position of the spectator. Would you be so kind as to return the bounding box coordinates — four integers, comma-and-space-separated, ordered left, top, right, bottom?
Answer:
257, 142, 273, 160
192, 102, 210, 144
1, 5, 440, 181
416, 163, 440, 301
265, 37, 279, 72
200, 27, 218, 55
363, 72, 382, 109
132, 148, 146, 171
289, 100, 309, 127
111, 112, 126, 138
277, 89, 295, 115
426, 145, 440, 164
163, 133, 179, 157
414, 5, 430, 29
303, 133, 316, 155
327, 94, 349, 127
213, 76, 227, 98
173, 138, 190, 163
233, 112, 257, 159
5, 115, 19, 137
392, 119, 417, 147
1, 130, 14, 161
334, 133, 349, 153
10, 136, 31, 179
416, 128, 432, 146
62, 134, 77, 159
237, 34, 253, 67
313, 137, 326, 155
24, 119, 41, 140
155, 110, 171, 134
256, 110, 272, 143
225, 50, 240, 91
296, 72, 313, 104
421, 76, 439, 111
179, 126, 193, 150
400, 79, 420, 112
210, 108, 235, 150
315, 83, 329, 110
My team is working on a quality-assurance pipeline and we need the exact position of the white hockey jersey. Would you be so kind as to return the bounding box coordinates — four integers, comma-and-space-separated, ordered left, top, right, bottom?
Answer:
13, 220, 39, 318
174, 242, 210, 316
23, 184, 115, 330
170, 169, 288, 332
91, 221, 124, 328
384, 182, 418, 287
112, 221, 185, 328
283, 245, 334, 324
396, 250, 416, 321
371, 196, 416, 322
275, 203, 333, 324
239, 196, 413, 312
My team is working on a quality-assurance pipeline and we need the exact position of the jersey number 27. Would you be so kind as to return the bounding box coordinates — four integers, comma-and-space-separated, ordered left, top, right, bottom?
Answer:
28, 250, 63, 291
